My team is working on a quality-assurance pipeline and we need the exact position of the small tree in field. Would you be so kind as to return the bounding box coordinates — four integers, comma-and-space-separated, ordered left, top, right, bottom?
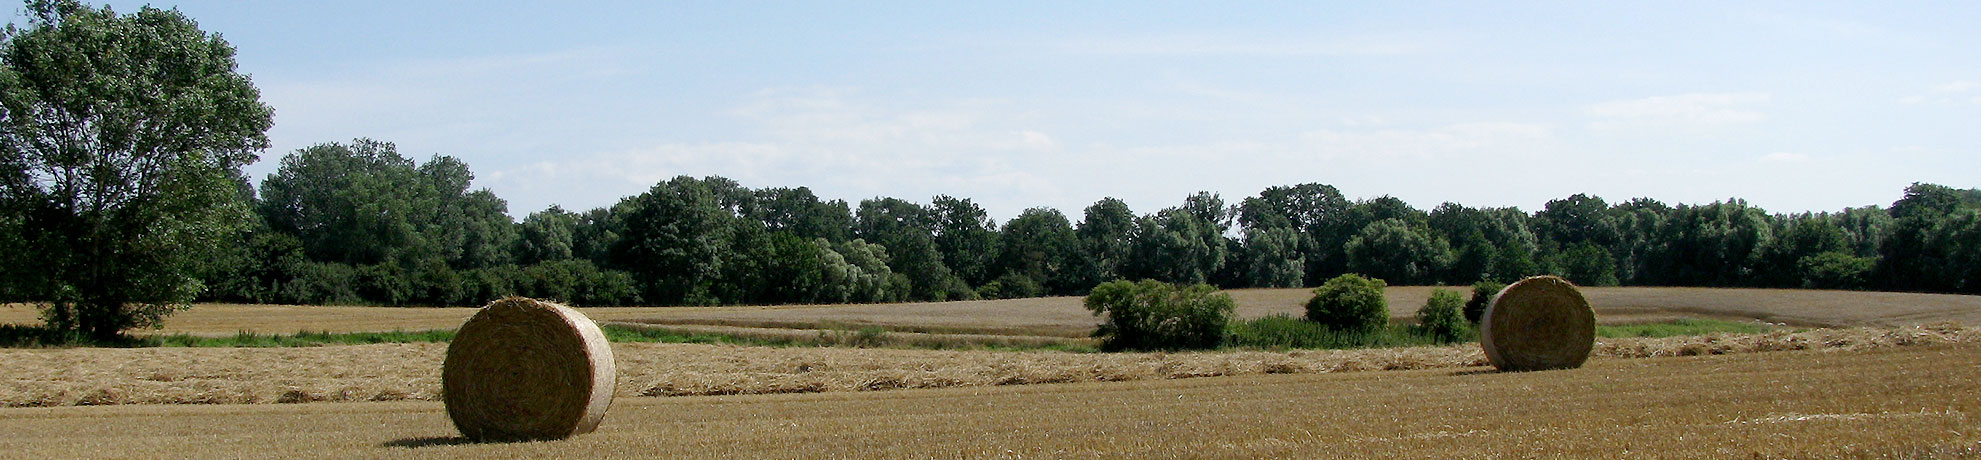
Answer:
1084, 279, 1234, 351
1417, 288, 1468, 343
1463, 281, 1506, 324
1305, 273, 1389, 333
0, 0, 273, 340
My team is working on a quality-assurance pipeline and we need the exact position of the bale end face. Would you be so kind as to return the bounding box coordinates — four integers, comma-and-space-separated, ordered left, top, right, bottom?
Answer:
1480, 276, 1595, 372
442, 297, 615, 441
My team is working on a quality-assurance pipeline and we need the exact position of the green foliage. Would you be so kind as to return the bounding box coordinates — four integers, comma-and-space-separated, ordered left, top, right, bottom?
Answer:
1878, 184, 1981, 293
1609, 198, 1671, 285
0, 0, 274, 339
856, 197, 969, 301
1548, 242, 1619, 286
258, 140, 515, 270
1243, 226, 1306, 288
929, 195, 1000, 287
1125, 207, 1227, 285
1798, 252, 1875, 290
1305, 274, 1389, 333
1430, 203, 1540, 283
995, 207, 1080, 295
1084, 279, 1234, 351
1463, 281, 1505, 324
1417, 288, 1469, 342
1535, 193, 1620, 251
612, 176, 741, 305
1758, 215, 1851, 287
828, 238, 903, 303
1344, 219, 1452, 285
976, 272, 1045, 300
514, 206, 579, 265
1238, 183, 1352, 286
1073, 197, 1136, 290
744, 186, 853, 242
1642, 200, 1772, 286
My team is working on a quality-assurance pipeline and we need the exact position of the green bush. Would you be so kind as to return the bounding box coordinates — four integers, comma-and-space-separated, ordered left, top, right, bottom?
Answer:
278, 262, 359, 305
976, 273, 1045, 300
1417, 288, 1469, 343
1799, 252, 1875, 290
1084, 279, 1234, 351
1305, 273, 1389, 332
1463, 281, 1505, 324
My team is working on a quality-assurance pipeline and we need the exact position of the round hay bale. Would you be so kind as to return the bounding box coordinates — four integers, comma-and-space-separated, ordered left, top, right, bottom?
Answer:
1479, 276, 1595, 372
443, 297, 615, 441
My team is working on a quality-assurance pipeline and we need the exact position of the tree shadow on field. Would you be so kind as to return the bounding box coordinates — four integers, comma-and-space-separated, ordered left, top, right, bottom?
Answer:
381, 437, 480, 448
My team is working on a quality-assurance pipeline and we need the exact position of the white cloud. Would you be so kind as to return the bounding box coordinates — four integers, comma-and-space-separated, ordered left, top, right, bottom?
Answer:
1934, 81, 1979, 93
1297, 122, 1554, 163
1586, 92, 1771, 129
1902, 80, 1981, 105
1760, 152, 1810, 163
486, 88, 1072, 218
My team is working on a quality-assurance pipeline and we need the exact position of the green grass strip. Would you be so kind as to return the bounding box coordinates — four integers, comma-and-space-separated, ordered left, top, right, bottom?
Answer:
1595, 318, 1778, 338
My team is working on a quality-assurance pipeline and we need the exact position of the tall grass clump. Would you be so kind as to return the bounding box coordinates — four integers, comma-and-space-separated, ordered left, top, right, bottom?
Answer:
1226, 314, 1449, 350
1085, 280, 1234, 351
1464, 281, 1505, 324
1417, 288, 1471, 343
1306, 274, 1389, 333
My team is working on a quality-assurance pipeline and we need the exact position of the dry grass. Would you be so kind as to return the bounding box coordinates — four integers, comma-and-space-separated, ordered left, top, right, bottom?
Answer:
4, 323, 1975, 407
4, 343, 1979, 459
10, 286, 1969, 341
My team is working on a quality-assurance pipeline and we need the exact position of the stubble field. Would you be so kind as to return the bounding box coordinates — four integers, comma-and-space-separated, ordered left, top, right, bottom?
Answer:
5, 287, 1981, 458
5, 344, 1979, 459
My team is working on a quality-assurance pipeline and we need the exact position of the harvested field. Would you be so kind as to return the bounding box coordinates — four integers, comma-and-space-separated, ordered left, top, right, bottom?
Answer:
10, 287, 1972, 341
5, 343, 1978, 459
3, 324, 1974, 407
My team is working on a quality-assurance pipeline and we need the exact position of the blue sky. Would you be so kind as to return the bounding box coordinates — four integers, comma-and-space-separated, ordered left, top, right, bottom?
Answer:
62, 1, 1981, 221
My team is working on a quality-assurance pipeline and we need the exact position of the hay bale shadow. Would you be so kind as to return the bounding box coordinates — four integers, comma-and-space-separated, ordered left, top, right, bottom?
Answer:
381, 436, 481, 448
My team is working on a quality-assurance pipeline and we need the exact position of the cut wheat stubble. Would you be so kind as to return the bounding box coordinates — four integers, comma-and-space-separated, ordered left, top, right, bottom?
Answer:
441, 297, 615, 441
1480, 276, 1596, 372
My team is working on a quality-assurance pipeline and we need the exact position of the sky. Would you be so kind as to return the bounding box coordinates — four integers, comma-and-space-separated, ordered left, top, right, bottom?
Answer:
53, 1, 1981, 221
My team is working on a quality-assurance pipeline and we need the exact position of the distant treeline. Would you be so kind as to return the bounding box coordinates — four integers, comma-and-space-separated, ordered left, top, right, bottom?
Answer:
195, 138, 1981, 307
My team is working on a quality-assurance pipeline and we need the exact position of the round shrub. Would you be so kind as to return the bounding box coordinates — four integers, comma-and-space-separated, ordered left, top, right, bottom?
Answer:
1464, 281, 1506, 324
1084, 279, 1234, 351
1417, 288, 1468, 343
1305, 273, 1389, 332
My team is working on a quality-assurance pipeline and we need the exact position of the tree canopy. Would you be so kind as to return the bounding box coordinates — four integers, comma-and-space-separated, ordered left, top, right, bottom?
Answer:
0, 0, 273, 339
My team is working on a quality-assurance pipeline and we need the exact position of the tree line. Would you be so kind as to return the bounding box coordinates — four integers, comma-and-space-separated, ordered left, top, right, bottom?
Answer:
187, 138, 1981, 307
4, 2, 1978, 343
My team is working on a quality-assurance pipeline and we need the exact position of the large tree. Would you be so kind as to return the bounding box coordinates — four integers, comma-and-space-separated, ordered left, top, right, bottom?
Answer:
856, 197, 968, 301
1238, 183, 1350, 285
1125, 207, 1226, 285
995, 207, 1079, 294
0, 0, 273, 339
612, 176, 740, 305
929, 195, 999, 287
1074, 197, 1136, 288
